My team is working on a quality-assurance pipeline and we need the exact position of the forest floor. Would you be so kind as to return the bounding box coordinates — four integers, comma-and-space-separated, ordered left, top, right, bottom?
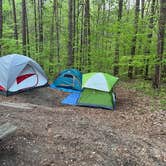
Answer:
0, 81, 165, 166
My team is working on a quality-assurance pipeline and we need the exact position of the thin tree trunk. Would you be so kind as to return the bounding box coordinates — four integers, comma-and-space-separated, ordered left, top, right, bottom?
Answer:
84, 0, 90, 71
49, 0, 60, 72
114, 0, 123, 76
101, 1, 105, 56
49, 0, 56, 64
128, 0, 140, 79
105, 0, 111, 58
96, 3, 100, 50
0, 0, 3, 55
144, 0, 156, 79
38, 0, 43, 53
141, 0, 145, 18
80, 4, 84, 70
26, 8, 30, 56
68, 0, 73, 67
12, 0, 18, 46
153, 0, 166, 88
76, 0, 80, 69
57, 0, 62, 69
22, 0, 27, 55
33, 0, 38, 52
73, 0, 76, 62
87, 0, 91, 71
55, 0, 60, 64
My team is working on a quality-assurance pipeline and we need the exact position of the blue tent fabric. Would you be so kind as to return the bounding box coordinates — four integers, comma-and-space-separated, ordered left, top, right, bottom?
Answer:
58, 69, 82, 81
51, 69, 82, 92
61, 92, 81, 106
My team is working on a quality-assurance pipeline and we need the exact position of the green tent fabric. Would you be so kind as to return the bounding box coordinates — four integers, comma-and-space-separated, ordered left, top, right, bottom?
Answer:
78, 88, 115, 110
82, 72, 119, 92
78, 72, 118, 110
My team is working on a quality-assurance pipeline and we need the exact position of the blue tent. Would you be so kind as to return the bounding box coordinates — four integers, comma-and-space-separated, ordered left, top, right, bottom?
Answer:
50, 69, 82, 92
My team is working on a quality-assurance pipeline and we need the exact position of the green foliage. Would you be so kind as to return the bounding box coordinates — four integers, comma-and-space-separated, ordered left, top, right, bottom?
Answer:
0, 0, 165, 88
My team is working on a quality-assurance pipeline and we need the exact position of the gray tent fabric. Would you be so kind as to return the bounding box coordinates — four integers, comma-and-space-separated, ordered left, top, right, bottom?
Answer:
0, 54, 48, 95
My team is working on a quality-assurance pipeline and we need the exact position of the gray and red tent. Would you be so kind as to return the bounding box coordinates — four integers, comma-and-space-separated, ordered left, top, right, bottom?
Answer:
0, 54, 48, 96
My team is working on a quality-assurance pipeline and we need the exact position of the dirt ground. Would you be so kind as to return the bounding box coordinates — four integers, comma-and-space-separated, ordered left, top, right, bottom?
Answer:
0, 83, 165, 166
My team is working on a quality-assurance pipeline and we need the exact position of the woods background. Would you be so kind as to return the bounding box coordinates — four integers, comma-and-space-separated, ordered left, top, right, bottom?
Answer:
0, 0, 165, 88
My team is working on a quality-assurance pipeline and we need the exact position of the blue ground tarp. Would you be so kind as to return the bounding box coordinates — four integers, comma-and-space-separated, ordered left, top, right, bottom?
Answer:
61, 92, 81, 106
50, 84, 81, 93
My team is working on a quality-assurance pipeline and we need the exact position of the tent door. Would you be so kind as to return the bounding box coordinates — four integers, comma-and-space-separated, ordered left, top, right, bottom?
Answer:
8, 65, 38, 92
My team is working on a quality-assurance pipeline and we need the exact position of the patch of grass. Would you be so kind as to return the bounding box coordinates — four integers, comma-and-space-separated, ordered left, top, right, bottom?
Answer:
122, 79, 166, 110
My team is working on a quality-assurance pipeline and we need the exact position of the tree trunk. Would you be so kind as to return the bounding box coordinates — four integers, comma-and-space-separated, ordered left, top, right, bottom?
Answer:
153, 0, 166, 88
84, 0, 90, 71
80, 4, 84, 70
141, 0, 145, 19
73, 0, 76, 61
38, 0, 43, 53
55, 0, 60, 64
128, 0, 140, 79
49, 0, 56, 65
114, 0, 123, 76
96, 3, 100, 50
0, 0, 3, 55
144, 0, 156, 79
75, 0, 80, 69
12, 0, 18, 46
26, 7, 30, 56
33, 0, 38, 52
68, 0, 73, 67
101, 1, 105, 56
49, 0, 60, 72
22, 0, 27, 55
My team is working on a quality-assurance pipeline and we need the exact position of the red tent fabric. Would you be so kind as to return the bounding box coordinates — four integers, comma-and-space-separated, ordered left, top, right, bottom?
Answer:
16, 74, 35, 84
0, 85, 5, 91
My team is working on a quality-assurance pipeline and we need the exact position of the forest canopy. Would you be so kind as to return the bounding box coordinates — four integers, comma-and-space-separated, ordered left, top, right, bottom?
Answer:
0, 0, 165, 88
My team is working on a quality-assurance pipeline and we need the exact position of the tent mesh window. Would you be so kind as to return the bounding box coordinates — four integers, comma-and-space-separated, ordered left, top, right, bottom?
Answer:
63, 74, 73, 78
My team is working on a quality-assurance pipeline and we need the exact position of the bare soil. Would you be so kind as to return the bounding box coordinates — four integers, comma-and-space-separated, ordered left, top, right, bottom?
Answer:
0, 83, 165, 166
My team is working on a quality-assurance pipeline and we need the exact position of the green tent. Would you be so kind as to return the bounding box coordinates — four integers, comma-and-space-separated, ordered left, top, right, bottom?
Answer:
78, 72, 118, 110
78, 88, 116, 109
82, 72, 118, 91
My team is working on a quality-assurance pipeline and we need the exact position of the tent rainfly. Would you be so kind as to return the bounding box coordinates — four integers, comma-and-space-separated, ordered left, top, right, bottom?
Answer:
50, 69, 82, 92
77, 72, 119, 110
0, 54, 48, 96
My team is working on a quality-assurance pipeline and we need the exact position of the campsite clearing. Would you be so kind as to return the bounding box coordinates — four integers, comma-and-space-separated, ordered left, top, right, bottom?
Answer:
0, 82, 165, 166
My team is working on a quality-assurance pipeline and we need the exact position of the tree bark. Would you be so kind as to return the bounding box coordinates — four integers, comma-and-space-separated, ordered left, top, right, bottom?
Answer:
12, 0, 18, 45
49, 0, 60, 72
68, 0, 73, 67
22, 0, 27, 55
153, 0, 166, 88
38, 0, 43, 53
128, 0, 140, 79
75, 0, 80, 69
114, 0, 123, 76
73, 0, 76, 61
26, 7, 30, 56
33, 0, 38, 52
84, 0, 90, 71
80, 4, 84, 70
55, 0, 60, 64
49, 0, 56, 64
141, 0, 145, 19
0, 0, 3, 55
144, 0, 156, 79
